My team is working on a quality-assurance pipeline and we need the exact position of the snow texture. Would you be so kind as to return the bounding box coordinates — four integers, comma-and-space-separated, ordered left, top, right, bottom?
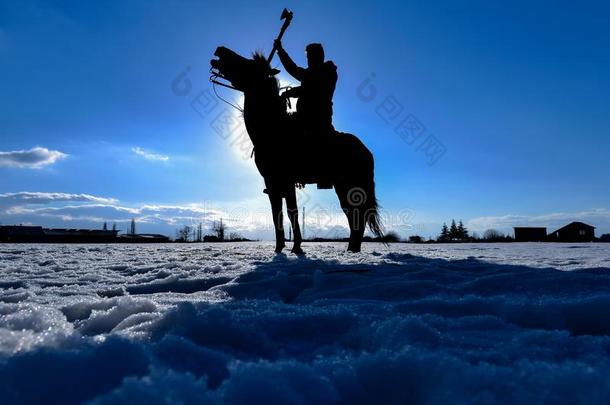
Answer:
1, 242, 610, 404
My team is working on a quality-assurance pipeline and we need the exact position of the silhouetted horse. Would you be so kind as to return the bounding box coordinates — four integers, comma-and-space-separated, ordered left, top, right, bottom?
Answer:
211, 47, 383, 253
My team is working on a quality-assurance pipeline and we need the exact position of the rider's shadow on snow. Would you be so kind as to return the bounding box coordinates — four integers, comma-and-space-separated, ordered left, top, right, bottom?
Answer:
215, 253, 610, 336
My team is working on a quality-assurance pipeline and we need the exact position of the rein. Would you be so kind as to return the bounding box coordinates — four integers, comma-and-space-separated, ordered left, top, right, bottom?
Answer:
209, 69, 243, 113
209, 67, 292, 160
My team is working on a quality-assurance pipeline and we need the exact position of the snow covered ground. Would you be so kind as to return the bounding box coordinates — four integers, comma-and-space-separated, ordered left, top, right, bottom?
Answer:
1, 242, 610, 404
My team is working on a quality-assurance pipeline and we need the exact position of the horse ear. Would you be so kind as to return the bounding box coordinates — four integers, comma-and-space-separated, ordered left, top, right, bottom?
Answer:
269, 68, 280, 76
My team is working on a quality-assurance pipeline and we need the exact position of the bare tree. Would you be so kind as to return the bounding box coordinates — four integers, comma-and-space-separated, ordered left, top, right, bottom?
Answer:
228, 232, 243, 241
176, 225, 192, 242
409, 235, 423, 243
381, 231, 401, 243
130, 218, 136, 235
483, 229, 504, 241
213, 219, 225, 241
197, 223, 203, 242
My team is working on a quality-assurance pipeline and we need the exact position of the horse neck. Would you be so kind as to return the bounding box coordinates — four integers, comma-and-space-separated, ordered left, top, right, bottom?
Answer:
243, 82, 284, 147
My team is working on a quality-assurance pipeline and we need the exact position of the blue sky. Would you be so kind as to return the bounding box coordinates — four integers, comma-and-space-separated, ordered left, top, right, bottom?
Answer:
1, 0, 609, 239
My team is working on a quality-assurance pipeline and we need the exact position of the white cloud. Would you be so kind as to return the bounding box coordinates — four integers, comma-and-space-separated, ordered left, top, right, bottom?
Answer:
132, 147, 169, 162
0, 193, 251, 236
0, 147, 67, 169
0, 192, 118, 206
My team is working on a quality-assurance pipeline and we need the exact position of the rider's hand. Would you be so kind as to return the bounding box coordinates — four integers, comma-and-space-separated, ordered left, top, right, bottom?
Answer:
274, 39, 283, 50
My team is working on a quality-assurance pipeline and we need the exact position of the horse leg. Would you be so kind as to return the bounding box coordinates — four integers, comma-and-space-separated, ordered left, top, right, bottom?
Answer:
268, 191, 286, 253
285, 188, 304, 255
349, 207, 366, 253
336, 185, 362, 253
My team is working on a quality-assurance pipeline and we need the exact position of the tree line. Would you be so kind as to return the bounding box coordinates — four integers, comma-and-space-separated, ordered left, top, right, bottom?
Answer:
405, 220, 514, 243
175, 219, 250, 243
438, 219, 469, 242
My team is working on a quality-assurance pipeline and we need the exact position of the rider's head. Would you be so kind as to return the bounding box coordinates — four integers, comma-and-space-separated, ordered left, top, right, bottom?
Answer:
306, 43, 324, 68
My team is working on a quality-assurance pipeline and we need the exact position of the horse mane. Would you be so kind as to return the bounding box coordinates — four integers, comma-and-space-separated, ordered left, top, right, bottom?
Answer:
252, 51, 280, 92
250, 51, 288, 118
252, 51, 265, 60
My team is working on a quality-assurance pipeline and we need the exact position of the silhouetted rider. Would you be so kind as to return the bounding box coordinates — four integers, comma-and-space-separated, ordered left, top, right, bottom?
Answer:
274, 40, 337, 139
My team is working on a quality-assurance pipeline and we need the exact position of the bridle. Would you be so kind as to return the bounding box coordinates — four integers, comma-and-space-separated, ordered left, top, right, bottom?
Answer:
209, 68, 237, 91
209, 68, 243, 112
209, 66, 293, 113
209, 62, 293, 160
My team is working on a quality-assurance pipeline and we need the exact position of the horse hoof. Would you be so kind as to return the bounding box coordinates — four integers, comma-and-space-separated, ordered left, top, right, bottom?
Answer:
291, 246, 305, 256
275, 244, 286, 254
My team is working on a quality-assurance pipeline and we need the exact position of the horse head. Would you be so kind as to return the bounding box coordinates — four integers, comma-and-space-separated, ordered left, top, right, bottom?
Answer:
211, 46, 280, 92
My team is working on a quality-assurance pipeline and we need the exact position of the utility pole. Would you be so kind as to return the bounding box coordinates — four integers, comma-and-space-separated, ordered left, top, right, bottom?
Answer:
130, 218, 136, 235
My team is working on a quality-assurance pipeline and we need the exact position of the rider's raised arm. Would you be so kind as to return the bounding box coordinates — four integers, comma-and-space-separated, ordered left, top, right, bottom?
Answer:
277, 47, 306, 81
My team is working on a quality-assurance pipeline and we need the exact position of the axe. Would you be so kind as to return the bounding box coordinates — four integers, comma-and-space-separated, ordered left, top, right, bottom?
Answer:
267, 8, 293, 64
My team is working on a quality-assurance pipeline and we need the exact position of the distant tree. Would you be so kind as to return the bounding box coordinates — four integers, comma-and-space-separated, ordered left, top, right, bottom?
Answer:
112, 223, 117, 232
102, 222, 107, 231
449, 220, 459, 240
409, 235, 423, 243
457, 220, 469, 239
380, 231, 401, 243
483, 229, 504, 241
196, 223, 203, 242
203, 234, 220, 242
176, 225, 192, 242
130, 218, 136, 235
438, 223, 450, 242
213, 219, 225, 241
228, 232, 243, 241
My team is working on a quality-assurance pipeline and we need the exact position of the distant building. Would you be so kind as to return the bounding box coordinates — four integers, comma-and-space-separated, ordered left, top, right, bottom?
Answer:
0, 225, 168, 243
548, 222, 595, 242
0, 226, 45, 242
0, 225, 118, 243
514, 227, 547, 242
117, 233, 169, 243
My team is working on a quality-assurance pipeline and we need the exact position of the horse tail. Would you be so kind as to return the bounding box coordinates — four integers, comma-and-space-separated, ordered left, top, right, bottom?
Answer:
360, 149, 384, 240
365, 174, 384, 240
335, 131, 384, 241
